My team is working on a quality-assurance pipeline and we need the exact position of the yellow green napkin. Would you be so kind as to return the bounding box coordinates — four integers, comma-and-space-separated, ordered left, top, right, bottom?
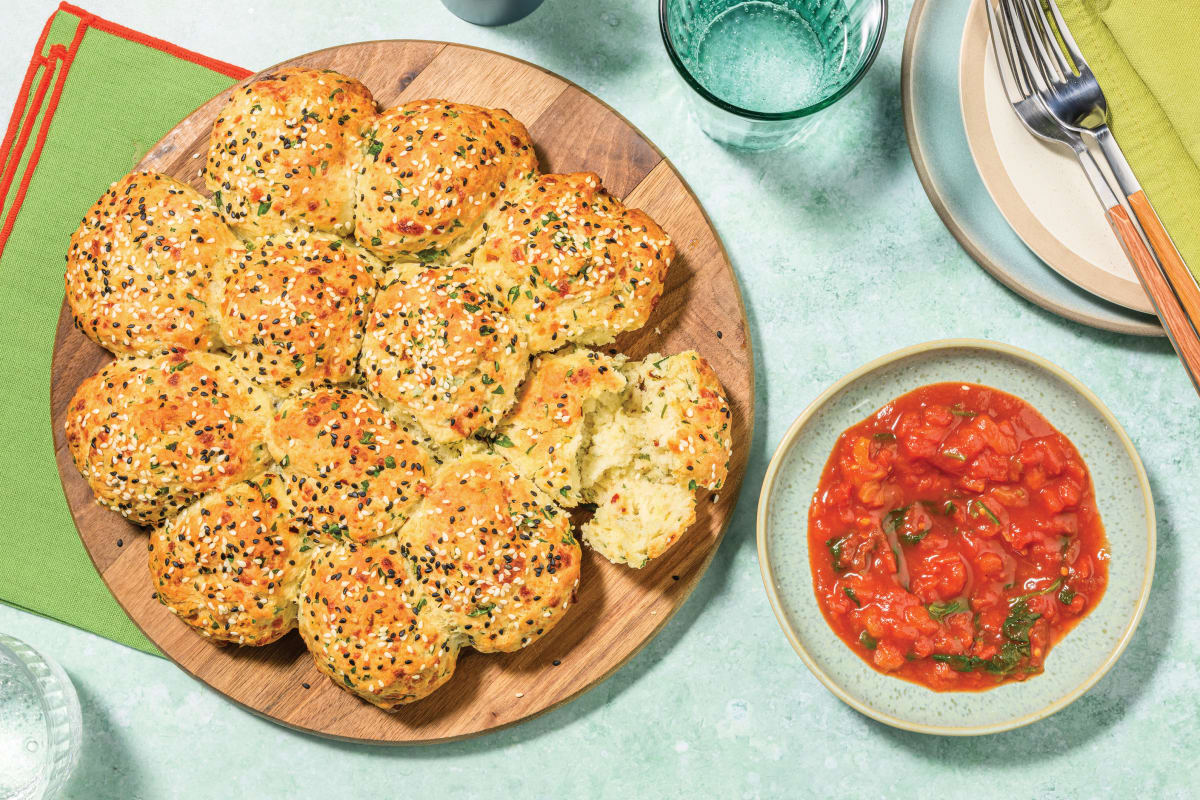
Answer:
0, 3, 249, 655
1058, 0, 1200, 278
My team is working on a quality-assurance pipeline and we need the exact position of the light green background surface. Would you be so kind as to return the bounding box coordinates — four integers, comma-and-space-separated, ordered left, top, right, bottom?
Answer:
0, 1, 1194, 797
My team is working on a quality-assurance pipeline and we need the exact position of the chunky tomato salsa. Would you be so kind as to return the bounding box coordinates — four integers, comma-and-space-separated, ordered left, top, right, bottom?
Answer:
808, 382, 1109, 691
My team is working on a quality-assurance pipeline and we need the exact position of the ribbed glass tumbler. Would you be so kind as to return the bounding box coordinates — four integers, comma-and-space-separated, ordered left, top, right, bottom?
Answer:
660, 0, 887, 150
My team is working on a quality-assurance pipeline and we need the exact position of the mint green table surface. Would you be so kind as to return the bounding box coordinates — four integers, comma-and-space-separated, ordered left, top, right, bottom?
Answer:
1, 1, 1194, 797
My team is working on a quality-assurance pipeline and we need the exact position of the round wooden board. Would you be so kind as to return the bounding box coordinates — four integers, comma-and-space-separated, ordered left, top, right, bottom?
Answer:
49, 40, 754, 744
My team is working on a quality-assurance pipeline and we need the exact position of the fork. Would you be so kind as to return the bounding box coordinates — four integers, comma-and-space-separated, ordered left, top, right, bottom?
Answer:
986, 0, 1200, 391
1006, 0, 1200, 327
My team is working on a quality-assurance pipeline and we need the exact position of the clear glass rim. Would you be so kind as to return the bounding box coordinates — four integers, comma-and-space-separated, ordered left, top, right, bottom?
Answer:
658, 0, 889, 121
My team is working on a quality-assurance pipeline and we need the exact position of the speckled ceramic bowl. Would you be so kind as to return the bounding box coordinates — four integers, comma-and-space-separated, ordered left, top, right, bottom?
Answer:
757, 339, 1155, 735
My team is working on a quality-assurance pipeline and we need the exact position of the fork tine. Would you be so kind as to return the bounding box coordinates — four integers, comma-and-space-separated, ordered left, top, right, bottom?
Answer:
999, 0, 1048, 97
984, 0, 1026, 104
1012, 0, 1070, 79
1019, 0, 1072, 79
1003, 0, 1055, 92
1045, 0, 1089, 72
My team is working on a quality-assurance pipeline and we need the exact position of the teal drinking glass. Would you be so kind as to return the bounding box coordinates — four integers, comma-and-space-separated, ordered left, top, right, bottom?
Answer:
660, 0, 887, 150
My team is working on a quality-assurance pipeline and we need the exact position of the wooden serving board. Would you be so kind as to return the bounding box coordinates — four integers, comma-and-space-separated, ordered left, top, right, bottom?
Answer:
50, 41, 754, 743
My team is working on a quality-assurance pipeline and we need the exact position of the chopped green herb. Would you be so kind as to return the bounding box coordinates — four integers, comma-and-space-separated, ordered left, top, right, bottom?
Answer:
414, 246, 447, 262
883, 505, 911, 533
467, 603, 495, 617
844, 586, 862, 607
927, 599, 967, 621
931, 653, 985, 673
826, 536, 847, 572
859, 631, 878, 650
1010, 577, 1063, 606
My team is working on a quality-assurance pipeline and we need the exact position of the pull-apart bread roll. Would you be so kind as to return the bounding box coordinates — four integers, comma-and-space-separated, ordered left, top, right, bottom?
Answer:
65, 171, 240, 355
491, 346, 626, 505
354, 100, 536, 264
299, 538, 461, 708
207, 68, 377, 236
579, 351, 732, 567
149, 473, 313, 645
213, 233, 379, 392
359, 264, 529, 443
397, 452, 581, 653
266, 387, 430, 544
474, 172, 673, 353
65, 351, 273, 525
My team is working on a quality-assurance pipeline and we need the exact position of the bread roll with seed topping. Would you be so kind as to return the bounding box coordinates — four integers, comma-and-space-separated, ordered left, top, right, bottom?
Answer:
149, 472, 312, 645
474, 172, 673, 352
397, 452, 581, 653
207, 68, 377, 236
298, 538, 460, 708
213, 232, 378, 392
492, 346, 626, 505
358, 264, 529, 443
266, 386, 429, 544
64, 350, 273, 525
354, 100, 536, 263
65, 170, 240, 356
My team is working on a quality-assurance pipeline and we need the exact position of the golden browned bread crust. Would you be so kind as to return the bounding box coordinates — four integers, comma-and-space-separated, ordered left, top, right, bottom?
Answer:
354, 100, 536, 263
65, 171, 239, 355
213, 233, 379, 392
492, 346, 626, 505
298, 538, 461, 708
149, 473, 313, 645
358, 264, 529, 443
266, 387, 430, 543
61, 74, 730, 713
206, 68, 377, 236
396, 452, 581, 653
64, 351, 273, 525
474, 172, 673, 352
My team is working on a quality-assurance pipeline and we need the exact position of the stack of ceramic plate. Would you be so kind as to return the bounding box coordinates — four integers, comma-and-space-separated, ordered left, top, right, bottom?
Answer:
903, 0, 1161, 336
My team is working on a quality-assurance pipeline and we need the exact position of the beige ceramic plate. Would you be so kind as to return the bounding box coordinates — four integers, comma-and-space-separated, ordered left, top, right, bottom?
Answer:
959, 0, 1154, 315
757, 339, 1155, 735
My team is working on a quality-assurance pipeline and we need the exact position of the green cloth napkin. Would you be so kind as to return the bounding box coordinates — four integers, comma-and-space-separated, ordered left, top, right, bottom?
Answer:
1058, 0, 1200, 277
0, 3, 248, 655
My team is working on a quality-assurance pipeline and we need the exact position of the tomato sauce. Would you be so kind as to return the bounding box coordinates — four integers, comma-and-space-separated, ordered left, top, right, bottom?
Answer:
808, 382, 1109, 691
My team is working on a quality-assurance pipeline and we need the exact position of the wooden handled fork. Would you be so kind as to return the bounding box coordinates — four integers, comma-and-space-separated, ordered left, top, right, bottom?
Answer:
987, 0, 1200, 393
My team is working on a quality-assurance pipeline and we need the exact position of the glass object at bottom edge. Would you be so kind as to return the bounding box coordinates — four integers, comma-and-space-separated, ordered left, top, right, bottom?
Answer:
0, 634, 82, 800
